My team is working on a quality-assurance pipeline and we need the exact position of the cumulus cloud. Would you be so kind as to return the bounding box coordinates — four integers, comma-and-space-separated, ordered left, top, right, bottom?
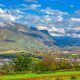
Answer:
66, 27, 80, 38
56, 16, 63, 21
0, 3, 80, 39
37, 25, 48, 30
67, 33, 80, 38
0, 8, 16, 22
66, 27, 80, 33
72, 27, 80, 32
16, 4, 41, 11
37, 23, 80, 38
29, 4, 41, 10
49, 27, 66, 36
0, 8, 5, 14
40, 7, 68, 22
41, 7, 54, 15
49, 27, 65, 33
40, 7, 68, 16
50, 33, 65, 36
15, 9, 23, 14
71, 18, 80, 22
37, 25, 66, 36
0, 22, 6, 27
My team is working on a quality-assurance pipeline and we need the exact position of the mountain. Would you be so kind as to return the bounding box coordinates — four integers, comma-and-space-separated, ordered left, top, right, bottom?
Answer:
0, 22, 80, 51
0, 22, 55, 51
53, 36, 80, 47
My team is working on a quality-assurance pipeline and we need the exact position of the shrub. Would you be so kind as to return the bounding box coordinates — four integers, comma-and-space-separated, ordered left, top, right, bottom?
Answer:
71, 76, 77, 80
55, 78, 63, 80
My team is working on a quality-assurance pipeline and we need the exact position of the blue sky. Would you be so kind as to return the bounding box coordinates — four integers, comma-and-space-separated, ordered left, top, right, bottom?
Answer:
0, 0, 80, 13
0, 0, 80, 38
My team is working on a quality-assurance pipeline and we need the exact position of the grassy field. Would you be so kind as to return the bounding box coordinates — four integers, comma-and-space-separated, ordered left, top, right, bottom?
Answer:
0, 71, 80, 80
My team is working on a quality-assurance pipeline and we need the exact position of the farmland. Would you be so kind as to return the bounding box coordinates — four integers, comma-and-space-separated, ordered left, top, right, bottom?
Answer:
0, 71, 80, 80
0, 50, 80, 80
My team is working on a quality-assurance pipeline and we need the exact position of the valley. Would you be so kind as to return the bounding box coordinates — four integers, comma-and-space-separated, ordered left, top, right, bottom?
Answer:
0, 0, 80, 79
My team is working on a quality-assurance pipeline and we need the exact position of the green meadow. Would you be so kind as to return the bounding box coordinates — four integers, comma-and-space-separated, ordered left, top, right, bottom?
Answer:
0, 71, 80, 80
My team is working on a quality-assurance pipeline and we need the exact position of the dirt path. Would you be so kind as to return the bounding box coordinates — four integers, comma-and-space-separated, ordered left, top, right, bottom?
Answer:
21, 74, 80, 80
0, 73, 5, 76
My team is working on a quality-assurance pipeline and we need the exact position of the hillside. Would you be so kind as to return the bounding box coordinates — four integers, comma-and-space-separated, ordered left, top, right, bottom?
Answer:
0, 22, 80, 51
0, 22, 54, 51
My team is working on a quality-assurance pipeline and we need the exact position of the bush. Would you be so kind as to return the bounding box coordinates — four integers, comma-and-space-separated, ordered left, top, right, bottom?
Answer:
14, 55, 32, 72
71, 76, 77, 80
55, 78, 63, 80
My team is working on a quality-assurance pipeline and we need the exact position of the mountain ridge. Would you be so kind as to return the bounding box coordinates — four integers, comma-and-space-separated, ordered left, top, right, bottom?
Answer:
0, 22, 80, 51
0, 22, 55, 51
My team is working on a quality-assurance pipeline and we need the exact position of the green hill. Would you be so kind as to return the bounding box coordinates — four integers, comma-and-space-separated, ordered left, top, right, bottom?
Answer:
0, 29, 48, 51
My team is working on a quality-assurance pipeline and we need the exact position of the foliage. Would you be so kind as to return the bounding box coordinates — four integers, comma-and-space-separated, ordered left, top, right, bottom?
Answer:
71, 76, 77, 80
14, 55, 32, 72
0, 50, 80, 74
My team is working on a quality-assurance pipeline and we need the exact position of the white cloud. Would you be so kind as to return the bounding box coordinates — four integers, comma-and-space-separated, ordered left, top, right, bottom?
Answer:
37, 25, 48, 30
49, 27, 66, 36
15, 10, 22, 14
40, 7, 68, 16
49, 27, 65, 34
41, 7, 54, 15
71, 18, 80, 22
40, 7, 68, 23
17, 4, 41, 11
0, 8, 16, 22
0, 22, 6, 27
66, 27, 80, 38
43, 15, 52, 21
37, 25, 66, 36
29, 4, 41, 10
67, 27, 80, 32
72, 27, 80, 32
57, 16, 63, 21
0, 8, 5, 14
37, 24, 80, 38
50, 33, 65, 36
68, 33, 80, 38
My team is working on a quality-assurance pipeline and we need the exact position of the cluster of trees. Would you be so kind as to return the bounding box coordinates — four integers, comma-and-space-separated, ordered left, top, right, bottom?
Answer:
1, 54, 80, 74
